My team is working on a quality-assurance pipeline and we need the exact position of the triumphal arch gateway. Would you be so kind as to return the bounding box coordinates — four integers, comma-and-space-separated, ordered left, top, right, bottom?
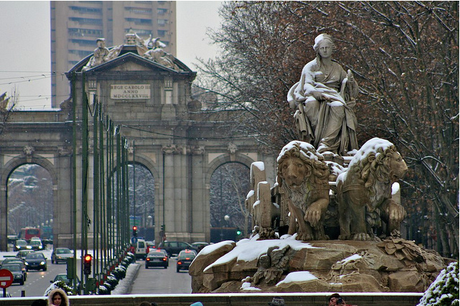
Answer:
0, 35, 277, 250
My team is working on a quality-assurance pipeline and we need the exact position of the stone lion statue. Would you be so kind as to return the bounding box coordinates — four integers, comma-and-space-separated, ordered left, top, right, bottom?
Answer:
336, 138, 408, 241
277, 141, 330, 240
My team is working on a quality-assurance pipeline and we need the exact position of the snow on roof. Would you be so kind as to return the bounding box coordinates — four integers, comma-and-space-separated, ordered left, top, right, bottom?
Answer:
276, 271, 318, 286
277, 141, 319, 163
203, 235, 317, 272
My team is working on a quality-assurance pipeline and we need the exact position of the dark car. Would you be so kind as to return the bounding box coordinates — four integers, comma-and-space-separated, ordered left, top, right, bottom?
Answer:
176, 249, 196, 272
191, 242, 210, 252
51, 247, 74, 264
14, 239, 31, 251
2, 263, 25, 285
24, 252, 47, 271
145, 249, 169, 269
16, 250, 34, 261
158, 241, 196, 256
1, 259, 27, 281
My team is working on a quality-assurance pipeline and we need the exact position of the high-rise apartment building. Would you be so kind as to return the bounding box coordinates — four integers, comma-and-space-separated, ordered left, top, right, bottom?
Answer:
51, 1, 177, 107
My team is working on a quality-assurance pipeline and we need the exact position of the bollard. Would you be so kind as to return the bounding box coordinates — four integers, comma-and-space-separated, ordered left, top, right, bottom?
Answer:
21, 290, 25, 297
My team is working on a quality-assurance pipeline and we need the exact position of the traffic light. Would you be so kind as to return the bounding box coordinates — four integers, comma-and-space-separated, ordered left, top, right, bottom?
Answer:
161, 224, 165, 231
132, 226, 138, 237
236, 229, 242, 236
83, 254, 92, 275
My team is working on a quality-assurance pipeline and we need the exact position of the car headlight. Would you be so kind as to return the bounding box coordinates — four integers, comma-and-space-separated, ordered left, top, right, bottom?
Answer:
26, 246, 32, 249
40, 261, 46, 265
25, 262, 29, 266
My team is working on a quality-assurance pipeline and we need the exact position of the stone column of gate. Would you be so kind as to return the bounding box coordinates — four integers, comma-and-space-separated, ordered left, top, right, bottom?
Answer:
174, 145, 187, 239
56, 148, 74, 248
162, 145, 176, 240
189, 146, 207, 242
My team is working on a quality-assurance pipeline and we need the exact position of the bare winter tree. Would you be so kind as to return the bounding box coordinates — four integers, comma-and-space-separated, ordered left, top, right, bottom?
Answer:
196, 1, 458, 257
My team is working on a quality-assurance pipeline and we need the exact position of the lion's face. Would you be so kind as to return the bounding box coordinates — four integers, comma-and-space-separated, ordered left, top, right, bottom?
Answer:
279, 156, 310, 191
387, 151, 408, 182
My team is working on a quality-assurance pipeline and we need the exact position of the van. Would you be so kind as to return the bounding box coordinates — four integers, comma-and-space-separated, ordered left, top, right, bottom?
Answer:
135, 239, 147, 259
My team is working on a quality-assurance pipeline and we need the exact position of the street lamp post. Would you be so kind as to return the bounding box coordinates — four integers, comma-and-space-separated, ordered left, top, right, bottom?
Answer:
220, 215, 230, 241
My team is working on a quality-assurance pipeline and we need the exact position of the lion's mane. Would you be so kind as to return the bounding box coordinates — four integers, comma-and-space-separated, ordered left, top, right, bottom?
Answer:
277, 143, 329, 187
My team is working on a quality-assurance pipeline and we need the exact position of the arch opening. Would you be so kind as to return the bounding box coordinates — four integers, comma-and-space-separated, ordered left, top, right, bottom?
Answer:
209, 162, 250, 243
7, 164, 54, 248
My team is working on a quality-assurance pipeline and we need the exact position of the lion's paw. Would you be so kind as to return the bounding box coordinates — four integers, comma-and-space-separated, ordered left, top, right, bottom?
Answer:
352, 233, 372, 241
296, 232, 314, 241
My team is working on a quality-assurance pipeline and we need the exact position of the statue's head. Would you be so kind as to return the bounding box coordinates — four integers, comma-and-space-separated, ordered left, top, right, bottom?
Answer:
277, 141, 329, 191
313, 34, 336, 57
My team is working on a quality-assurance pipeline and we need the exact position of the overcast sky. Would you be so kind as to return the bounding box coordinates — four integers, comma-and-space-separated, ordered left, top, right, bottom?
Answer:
0, 1, 223, 109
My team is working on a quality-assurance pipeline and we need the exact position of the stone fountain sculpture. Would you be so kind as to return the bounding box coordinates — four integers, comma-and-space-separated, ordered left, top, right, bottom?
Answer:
189, 34, 447, 294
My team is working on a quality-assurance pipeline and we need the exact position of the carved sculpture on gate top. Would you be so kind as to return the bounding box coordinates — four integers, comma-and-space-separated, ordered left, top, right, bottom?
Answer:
336, 138, 408, 241
82, 31, 181, 72
287, 34, 359, 155
276, 141, 330, 240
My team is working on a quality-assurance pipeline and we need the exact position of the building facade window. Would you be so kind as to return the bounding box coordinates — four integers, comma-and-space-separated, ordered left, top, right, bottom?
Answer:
157, 30, 167, 37
157, 19, 168, 27
68, 28, 103, 37
125, 7, 152, 14
125, 17, 152, 25
69, 17, 103, 25
69, 6, 102, 15
157, 8, 168, 15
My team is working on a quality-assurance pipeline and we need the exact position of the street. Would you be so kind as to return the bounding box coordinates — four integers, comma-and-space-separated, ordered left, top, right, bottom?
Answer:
130, 256, 192, 294
0, 250, 193, 297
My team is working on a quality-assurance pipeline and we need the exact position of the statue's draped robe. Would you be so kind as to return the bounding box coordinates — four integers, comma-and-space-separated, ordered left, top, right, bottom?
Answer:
288, 58, 358, 155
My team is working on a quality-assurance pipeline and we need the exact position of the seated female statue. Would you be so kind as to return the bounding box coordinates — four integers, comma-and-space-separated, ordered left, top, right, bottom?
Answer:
287, 34, 359, 155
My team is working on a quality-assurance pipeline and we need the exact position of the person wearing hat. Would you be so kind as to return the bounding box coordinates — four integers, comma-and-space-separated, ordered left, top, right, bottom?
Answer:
269, 297, 285, 306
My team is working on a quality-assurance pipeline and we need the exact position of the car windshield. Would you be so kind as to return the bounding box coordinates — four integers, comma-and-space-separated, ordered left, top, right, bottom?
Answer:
26, 253, 44, 259
16, 240, 27, 246
3, 264, 21, 271
57, 248, 71, 254
30, 241, 41, 245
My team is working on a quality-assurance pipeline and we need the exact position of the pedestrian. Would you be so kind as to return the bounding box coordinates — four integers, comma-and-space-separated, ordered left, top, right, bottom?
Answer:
327, 293, 341, 306
47, 288, 69, 306
268, 297, 285, 306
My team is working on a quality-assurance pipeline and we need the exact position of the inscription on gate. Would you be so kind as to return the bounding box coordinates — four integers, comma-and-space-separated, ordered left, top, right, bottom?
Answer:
110, 84, 150, 99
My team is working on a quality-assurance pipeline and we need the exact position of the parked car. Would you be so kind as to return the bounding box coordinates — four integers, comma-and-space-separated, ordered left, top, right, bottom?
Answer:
1, 258, 27, 281
145, 249, 169, 269
16, 250, 34, 261
51, 273, 81, 290
29, 239, 44, 251
2, 263, 26, 285
51, 248, 74, 264
24, 252, 47, 271
14, 239, 31, 251
191, 242, 210, 252
158, 241, 196, 256
176, 249, 197, 272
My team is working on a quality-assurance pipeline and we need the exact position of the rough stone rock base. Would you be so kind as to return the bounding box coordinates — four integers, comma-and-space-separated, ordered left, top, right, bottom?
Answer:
189, 237, 447, 293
